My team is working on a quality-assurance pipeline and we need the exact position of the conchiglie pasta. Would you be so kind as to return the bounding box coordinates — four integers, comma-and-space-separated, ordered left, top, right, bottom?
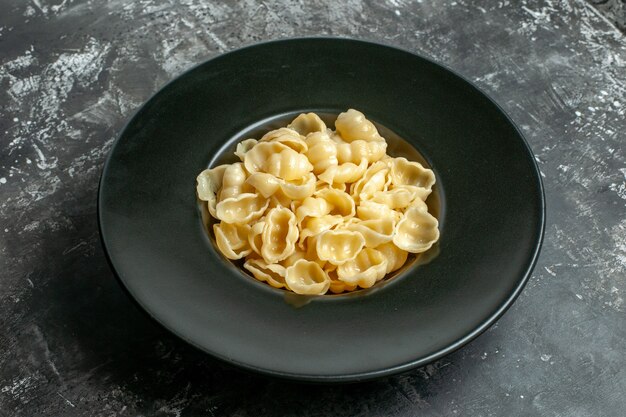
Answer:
198, 109, 439, 294
393, 203, 440, 253
335, 109, 383, 142
337, 248, 387, 288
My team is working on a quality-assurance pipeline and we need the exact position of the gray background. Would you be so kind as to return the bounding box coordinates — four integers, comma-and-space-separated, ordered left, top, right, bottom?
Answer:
1, 0, 625, 416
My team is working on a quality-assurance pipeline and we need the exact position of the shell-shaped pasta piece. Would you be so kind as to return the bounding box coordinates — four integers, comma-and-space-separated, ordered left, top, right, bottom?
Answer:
393, 204, 440, 253
315, 180, 346, 193
234, 139, 258, 161
279, 172, 316, 200
285, 260, 330, 295
213, 222, 252, 260
326, 265, 358, 294
337, 248, 387, 288
288, 113, 327, 136
316, 230, 365, 265
336, 140, 387, 164
261, 207, 298, 263
315, 188, 356, 218
196, 164, 228, 218
215, 193, 268, 224
268, 188, 292, 208
244, 141, 290, 174
375, 242, 409, 274
260, 127, 308, 153
356, 200, 403, 223
345, 218, 395, 248
266, 148, 313, 181
318, 158, 368, 184
244, 258, 288, 289
298, 215, 344, 247
350, 161, 390, 201
371, 187, 417, 209
335, 109, 382, 143
219, 163, 253, 201
248, 221, 265, 255
305, 131, 338, 175
280, 249, 307, 268
295, 196, 332, 225
389, 157, 436, 190
246, 172, 281, 198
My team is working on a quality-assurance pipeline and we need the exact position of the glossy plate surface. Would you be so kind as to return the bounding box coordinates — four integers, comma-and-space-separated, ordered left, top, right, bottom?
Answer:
98, 38, 545, 382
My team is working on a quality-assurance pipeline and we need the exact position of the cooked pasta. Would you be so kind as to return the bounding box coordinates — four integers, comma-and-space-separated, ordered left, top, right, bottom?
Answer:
197, 109, 440, 295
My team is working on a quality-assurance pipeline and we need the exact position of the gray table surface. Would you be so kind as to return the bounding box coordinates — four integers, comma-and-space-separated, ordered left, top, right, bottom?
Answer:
1, 0, 625, 416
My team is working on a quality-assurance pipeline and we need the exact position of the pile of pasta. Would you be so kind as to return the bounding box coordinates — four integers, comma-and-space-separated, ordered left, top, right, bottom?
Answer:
197, 109, 440, 295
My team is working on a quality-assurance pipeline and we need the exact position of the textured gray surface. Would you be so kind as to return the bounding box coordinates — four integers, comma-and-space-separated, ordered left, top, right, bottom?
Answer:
588, 0, 626, 32
1, 0, 625, 416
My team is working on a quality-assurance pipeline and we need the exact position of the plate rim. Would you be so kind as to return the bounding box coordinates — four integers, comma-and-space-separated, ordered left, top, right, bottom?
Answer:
97, 36, 546, 382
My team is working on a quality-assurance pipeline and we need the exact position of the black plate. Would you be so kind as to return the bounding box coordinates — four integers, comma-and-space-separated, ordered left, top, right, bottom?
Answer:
98, 38, 545, 382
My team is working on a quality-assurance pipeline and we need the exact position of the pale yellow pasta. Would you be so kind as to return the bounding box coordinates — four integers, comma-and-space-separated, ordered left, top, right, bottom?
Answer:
336, 140, 387, 164
350, 161, 390, 201
393, 201, 440, 253
234, 139, 258, 161
337, 248, 387, 288
215, 193, 268, 224
315, 188, 356, 218
375, 242, 409, 274
219, 162, 252, 201
244, 258, 288, 289
198, 110, 439, 294
389, 157, 436, 190
335, 109, 383, 142
245, 172, 282, 198
318, 158, 368, 184
261, 207, 298, 263
214, 222, 251, 260
260, 127, 308, 153
279, 172, 316, 200
288, 112, 327, 136
285, 259, 330, 295
316, 229, 365, 265
196, 164, 228, 218
345, 218, 395, 248
305, 132, 338, 175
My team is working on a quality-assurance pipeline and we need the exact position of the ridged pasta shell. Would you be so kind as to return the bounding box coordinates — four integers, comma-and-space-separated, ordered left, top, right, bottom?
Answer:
266, 148, 313, 181
298, 215, 344, 248
260, 127, 308, 153
393, 203, 439, 253
316, 229, 365, 265
280, 172, 316, 200
356, 200, 403, 223
305, 131, 338, 175
196, 164, 228, 218
244, 258, 288, 289
285, 259, 330, 295
248, 221, 265, 256
336, 140, 387, 164
245, 172, 282, 198
375, 242, 409, 274
335, 109, 382, 142
261, 207, 299, 263
295, 196, 332, 226
371, 187, 417, 209
389, 157, 436, 190
219, 162, 253, 200
213, 222, 252, 260
318, 157, 368, 184
243, 141, 289, 174
234, 139, 258, 161
288, 113, 327, 136
315, 188, 356, 218
215, 193, 268, 224
345, 218, 395, 248
337, 248, 387, 288
350, 161, 390, 201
